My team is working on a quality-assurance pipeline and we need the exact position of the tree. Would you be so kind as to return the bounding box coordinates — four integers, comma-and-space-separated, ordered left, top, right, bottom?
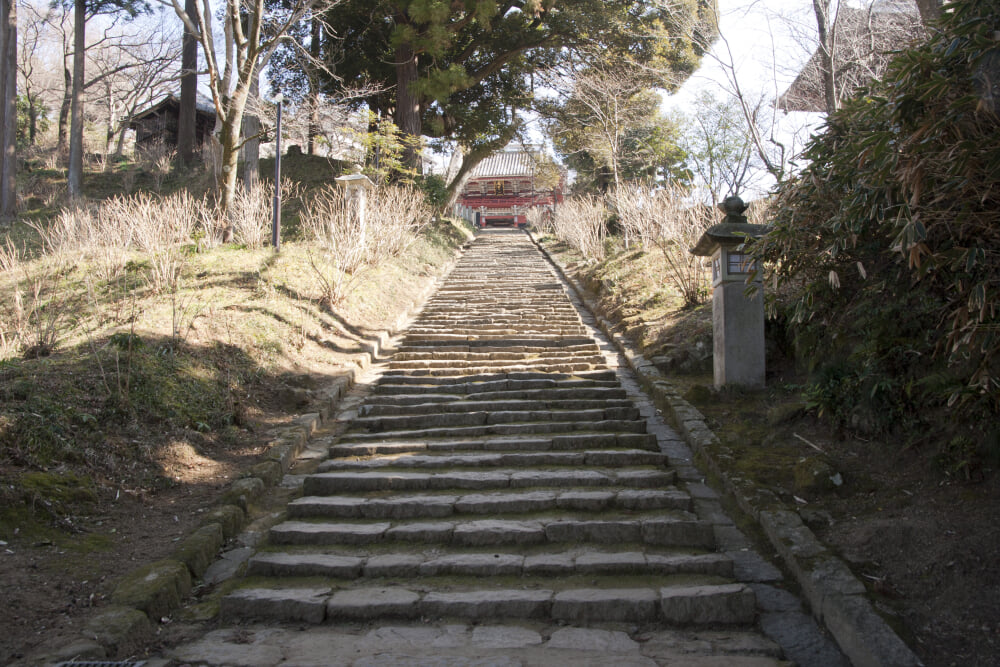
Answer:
676, 90, 761, 205
176, 0, 197, 164
0, 0, 16, 218
312, 0, 714, 192
165, 0, 333, 231
67, 0, 150, 199
541, 59, 687, 195
87, 18, 180, 157
16, 1, 58, 148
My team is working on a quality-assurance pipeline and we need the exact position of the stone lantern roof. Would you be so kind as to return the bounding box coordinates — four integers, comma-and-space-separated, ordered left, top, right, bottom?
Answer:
691, 196, 769, 257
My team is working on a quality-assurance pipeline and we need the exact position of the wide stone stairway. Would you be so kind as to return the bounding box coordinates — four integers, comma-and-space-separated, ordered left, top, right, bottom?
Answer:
210, 230, 811, 665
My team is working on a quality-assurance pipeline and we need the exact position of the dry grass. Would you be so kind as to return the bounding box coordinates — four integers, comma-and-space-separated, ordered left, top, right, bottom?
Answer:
302, 183, 432, 306
611, 184, 712, 307
552, 195, 607, 262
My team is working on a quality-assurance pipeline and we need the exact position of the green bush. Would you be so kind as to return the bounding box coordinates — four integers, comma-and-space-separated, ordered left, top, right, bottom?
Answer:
752, 0, 1000, 432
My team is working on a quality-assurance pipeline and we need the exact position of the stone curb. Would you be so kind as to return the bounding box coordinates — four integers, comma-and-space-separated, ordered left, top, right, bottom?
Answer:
34, 241, 469, 665
530, 231, 923, 667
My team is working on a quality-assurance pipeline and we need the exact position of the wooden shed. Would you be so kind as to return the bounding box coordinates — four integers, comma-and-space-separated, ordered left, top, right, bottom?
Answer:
128, 93, 216, 150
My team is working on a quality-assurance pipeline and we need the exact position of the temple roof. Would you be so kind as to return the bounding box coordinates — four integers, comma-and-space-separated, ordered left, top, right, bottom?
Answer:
468, 150, 536, 179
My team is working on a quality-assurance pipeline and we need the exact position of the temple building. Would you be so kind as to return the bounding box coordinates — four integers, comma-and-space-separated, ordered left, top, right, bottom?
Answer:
457, 147, 564, 227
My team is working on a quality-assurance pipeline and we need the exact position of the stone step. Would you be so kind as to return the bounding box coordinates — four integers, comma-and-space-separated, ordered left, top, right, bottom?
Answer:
403, 333, 587, 343
351, 407, 641, 431
375, 369, 619, 386
268, 514, 715, 548
316, 450, 667, 472
288, 488, 692, 519
302, 468, 676, 495
372, 385, 627, 400
246, 549, 732, 579
358, 398, 635, 416
329, 433, 659, 457
221, 582, 756, 626
388, 355, 608, 369
408, 318, 582, 326
392, 350, 599, 362
216, 232, 768, 643
382, 362, 602, 377
395, 342, 600, 354
339, 419, 650, 442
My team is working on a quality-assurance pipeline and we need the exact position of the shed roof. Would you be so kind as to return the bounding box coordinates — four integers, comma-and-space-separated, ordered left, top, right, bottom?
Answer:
777, 1, 922, 112
130, 92, 216, 122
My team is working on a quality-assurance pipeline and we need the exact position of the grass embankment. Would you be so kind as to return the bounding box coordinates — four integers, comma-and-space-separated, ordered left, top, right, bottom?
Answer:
539, 232, 893, 504
0, 151, 472, 544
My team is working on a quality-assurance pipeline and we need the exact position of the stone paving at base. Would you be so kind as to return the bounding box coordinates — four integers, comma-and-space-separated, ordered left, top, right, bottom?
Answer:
155, 230, 847, 667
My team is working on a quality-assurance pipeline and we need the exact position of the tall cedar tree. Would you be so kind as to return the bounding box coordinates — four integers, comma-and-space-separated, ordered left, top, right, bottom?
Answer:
282, 0, 714, 195
67, 0, 150, 200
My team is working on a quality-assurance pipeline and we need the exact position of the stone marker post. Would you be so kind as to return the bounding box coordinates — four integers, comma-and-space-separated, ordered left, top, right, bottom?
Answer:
336, 174, 375, 247
691, 196, 768, 389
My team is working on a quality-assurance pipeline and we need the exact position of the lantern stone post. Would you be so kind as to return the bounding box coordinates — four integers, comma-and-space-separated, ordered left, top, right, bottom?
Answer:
336, 174, 375, 246
691, 196, 768, 389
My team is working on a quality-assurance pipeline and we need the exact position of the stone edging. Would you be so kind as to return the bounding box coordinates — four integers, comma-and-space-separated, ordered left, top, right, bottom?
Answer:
35, 241, 470, 665
529, 231, 923, 667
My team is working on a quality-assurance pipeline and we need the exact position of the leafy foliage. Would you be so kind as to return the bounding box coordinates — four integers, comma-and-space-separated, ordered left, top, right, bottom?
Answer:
296, 0, 715, 189
752, 0, 1000, 432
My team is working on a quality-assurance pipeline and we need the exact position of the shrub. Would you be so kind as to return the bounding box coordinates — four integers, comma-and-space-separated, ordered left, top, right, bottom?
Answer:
751, 0, 1000, 430
301, 183, 431, 306
611, 184, 711, 307
552, 195, 607, 262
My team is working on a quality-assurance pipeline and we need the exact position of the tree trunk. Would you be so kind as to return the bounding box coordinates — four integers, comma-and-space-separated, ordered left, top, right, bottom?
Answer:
307, 15, 320, 155
104, 81, 114, 158
58, 64, 70, 156
28, 96, 37, 145
241, 72, 260, 188
217, 81, 252, 240
0, 0, 16, 218
177, 0, 198, 164
914, 0, 942, 26
812, 0, 838, 115
68, 0, 85, 199
394, 40, 421, 172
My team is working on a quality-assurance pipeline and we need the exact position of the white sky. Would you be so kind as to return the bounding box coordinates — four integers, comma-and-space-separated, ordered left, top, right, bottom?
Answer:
665, 0, 817, 112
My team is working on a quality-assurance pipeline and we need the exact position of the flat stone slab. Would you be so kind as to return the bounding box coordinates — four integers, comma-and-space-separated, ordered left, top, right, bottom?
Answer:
420, 590, 553, 619
247, 553, 364, 578
328, 588, 421, 620
552, 588, 660, 623
547, 627, 640, 652
419, 554, 525, 576
555, 490, 616, 511
364, 554, 425, 577
659, 584, 757, 625
454, 491, 557, 514
269, 521, 390, 545
385, 521, 456, 541
574, 551, 647, 574
452, 520, 546, 546
221, 587, 329, 624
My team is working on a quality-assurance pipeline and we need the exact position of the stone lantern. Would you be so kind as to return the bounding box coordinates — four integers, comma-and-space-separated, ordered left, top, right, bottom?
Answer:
336, 173, 375, 244
691, 195, 769, 388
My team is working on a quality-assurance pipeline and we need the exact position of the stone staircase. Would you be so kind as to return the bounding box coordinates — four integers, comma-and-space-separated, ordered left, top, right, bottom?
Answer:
219, 230, 769, 654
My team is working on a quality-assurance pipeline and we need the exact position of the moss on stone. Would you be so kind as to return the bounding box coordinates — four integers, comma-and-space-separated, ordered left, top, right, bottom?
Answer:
173, 523, 225, 578
201, 504, 245, 539
84, 606, 153, 658
111, 558, 192, 619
